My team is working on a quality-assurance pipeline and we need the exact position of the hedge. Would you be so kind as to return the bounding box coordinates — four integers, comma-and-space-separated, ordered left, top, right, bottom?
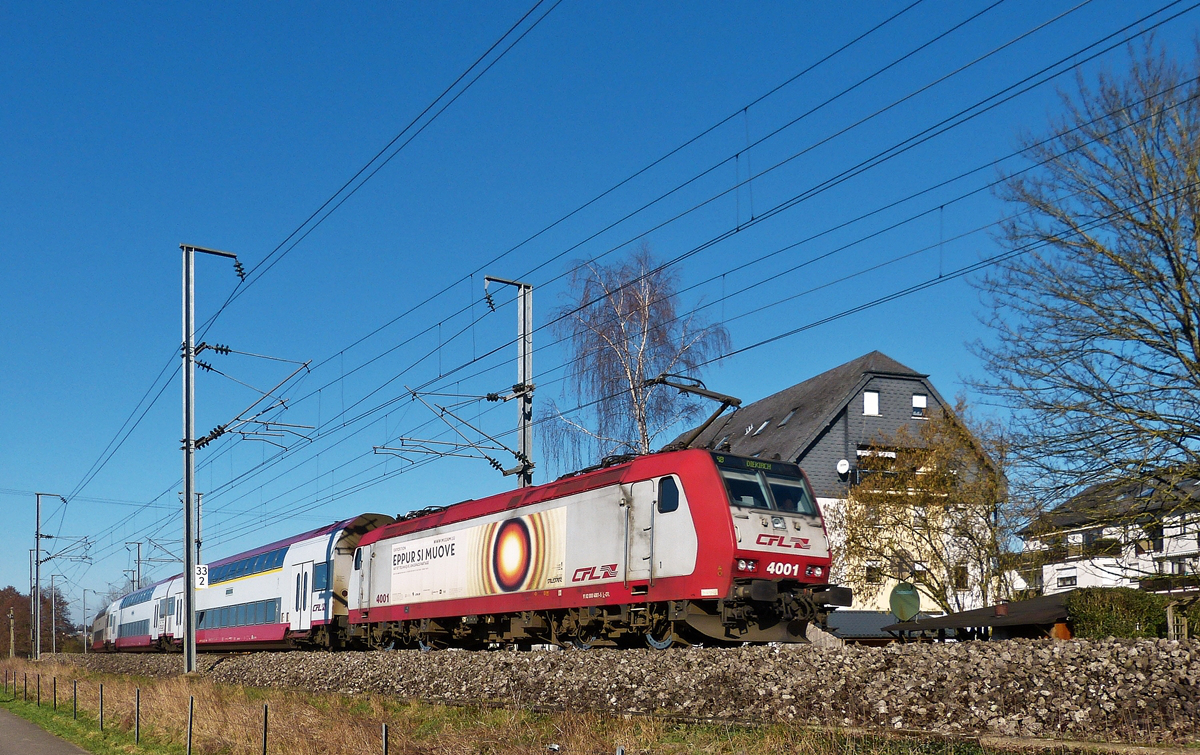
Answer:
1064, 587, 1169, 639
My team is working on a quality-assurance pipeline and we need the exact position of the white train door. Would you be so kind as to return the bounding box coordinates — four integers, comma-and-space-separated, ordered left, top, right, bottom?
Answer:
626, 480, 654, 583
289, 561, 314, 631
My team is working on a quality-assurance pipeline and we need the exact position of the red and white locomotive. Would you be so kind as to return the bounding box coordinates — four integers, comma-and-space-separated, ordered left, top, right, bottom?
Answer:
93, 449, 850, 651
350, 449, 850, 648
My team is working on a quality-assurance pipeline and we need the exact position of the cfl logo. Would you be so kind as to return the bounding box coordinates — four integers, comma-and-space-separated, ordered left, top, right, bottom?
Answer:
572, 563, 618, 582
757, 534, 811, 549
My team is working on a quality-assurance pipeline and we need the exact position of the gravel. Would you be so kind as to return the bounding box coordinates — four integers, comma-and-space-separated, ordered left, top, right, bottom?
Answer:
46, 638, 1200, 744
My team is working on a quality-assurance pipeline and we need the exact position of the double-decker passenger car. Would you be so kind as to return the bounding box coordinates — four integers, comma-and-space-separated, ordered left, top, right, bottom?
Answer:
91, 514, 391, 651
349, 449, 851, 648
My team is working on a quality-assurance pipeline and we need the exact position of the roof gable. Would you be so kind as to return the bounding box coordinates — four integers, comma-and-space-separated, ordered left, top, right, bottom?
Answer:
688, 351, 935, 460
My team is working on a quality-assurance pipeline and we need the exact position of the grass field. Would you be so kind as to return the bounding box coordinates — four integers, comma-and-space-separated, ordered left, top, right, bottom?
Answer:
0, 659, 1090, 755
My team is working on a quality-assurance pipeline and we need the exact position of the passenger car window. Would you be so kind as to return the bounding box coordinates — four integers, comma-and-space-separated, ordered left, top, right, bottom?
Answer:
313, 561, 330, 591
657, 476, 679, 513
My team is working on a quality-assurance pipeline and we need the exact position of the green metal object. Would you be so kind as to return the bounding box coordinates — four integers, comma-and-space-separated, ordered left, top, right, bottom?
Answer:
889, 581, 921, 622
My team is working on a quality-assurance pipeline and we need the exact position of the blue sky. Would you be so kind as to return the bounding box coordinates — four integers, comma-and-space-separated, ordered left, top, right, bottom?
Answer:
2, 0, 1197, 622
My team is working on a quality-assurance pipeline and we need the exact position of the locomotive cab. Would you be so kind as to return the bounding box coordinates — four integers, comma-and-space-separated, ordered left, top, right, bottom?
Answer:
671, 453, 852, 643
718, 455, 832, 580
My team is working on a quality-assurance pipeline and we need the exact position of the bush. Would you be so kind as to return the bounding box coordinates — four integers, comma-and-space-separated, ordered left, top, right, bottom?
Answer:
1064, 587, 1168, 639
1185, 599, 1200, 637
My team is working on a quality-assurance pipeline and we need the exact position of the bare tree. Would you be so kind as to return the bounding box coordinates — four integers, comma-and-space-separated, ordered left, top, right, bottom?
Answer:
836, 401, 1014, 614
975, 46, 1200, 510
540, 244, 730, 474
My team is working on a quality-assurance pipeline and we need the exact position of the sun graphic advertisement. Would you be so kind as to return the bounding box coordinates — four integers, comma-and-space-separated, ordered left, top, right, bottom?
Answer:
388, 507, 565, 604
474, 509, 565, 594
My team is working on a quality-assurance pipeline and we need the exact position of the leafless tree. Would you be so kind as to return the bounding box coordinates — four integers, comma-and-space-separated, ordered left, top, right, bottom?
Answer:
835, 401, 1015, 613
539, 244, 730, 474
974, 46, 1200, 512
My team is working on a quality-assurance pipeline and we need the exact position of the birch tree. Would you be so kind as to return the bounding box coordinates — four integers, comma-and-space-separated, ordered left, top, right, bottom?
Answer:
540, 244, 730, 474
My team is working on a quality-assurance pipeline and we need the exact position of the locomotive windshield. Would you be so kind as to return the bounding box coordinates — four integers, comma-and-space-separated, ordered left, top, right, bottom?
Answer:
713, 454, 817, 515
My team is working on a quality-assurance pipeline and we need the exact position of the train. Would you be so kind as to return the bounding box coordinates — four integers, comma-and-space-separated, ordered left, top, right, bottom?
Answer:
90, 449, 851, 651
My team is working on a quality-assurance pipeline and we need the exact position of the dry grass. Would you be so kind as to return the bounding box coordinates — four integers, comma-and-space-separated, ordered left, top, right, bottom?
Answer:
0, 658, 1075, 755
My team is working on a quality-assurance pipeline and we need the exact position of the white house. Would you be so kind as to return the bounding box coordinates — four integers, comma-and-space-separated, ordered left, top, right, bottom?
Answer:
1021, 477, 1200, 595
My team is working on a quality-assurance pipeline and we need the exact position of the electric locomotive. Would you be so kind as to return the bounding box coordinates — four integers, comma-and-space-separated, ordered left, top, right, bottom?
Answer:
348, 448, 851, 649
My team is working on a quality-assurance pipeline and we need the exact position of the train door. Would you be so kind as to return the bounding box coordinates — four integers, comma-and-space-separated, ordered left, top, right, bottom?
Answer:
650, 475, 699, 579
289, 561, 314, 631
626, 480, 654, 583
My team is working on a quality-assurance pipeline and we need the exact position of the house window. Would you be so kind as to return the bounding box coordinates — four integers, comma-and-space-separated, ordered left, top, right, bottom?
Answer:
779, 409, 797, 427
912, 506, 929, 528
752, 420, 770, 436
864, 563, 883, 584
864, 391, 880, 416
1057, 575, 1078, 588
953, 565, 969, 591
912, 394, 927, 418
912, 563, 930, 584
1169, 558, 1194, 576
1141, 523, 1165, 553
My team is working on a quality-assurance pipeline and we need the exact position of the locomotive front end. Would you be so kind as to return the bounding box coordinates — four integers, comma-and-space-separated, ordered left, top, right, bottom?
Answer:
680, 454, 852, 643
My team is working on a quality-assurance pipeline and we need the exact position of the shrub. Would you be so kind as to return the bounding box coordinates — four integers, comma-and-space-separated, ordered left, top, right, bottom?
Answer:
1184, 598, 1200, 638
1064, 587, 1168, 639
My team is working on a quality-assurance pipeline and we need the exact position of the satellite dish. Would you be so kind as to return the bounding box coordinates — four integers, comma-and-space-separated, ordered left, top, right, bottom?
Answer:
889, 581, 921, 623
836, 459, 850, 475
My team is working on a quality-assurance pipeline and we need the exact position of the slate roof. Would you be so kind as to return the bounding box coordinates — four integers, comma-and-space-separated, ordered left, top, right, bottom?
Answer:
1020, 476, 1200, 536
684, 350, 935, 460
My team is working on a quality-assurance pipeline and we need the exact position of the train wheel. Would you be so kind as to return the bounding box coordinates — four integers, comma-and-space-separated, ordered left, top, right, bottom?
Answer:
645, 624, 675, 650
568, 629, 600, 650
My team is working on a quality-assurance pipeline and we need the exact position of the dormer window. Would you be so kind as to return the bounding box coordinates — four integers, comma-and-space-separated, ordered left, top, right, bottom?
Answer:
912, 394, 927, 418
779, 408, 797, 426
752, 420, 770, 436
864, 391, 880, 416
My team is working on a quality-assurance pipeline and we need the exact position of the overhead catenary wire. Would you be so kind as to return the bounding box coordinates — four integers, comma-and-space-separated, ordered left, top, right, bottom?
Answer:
115, 79, 1200, 563
187, 57, 1200, 547
58, 0, 1190, 580
197, 175, 1200, 549
78, 45, 1200, 575
57, 0, 945, 557
57, 0, 560, 514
